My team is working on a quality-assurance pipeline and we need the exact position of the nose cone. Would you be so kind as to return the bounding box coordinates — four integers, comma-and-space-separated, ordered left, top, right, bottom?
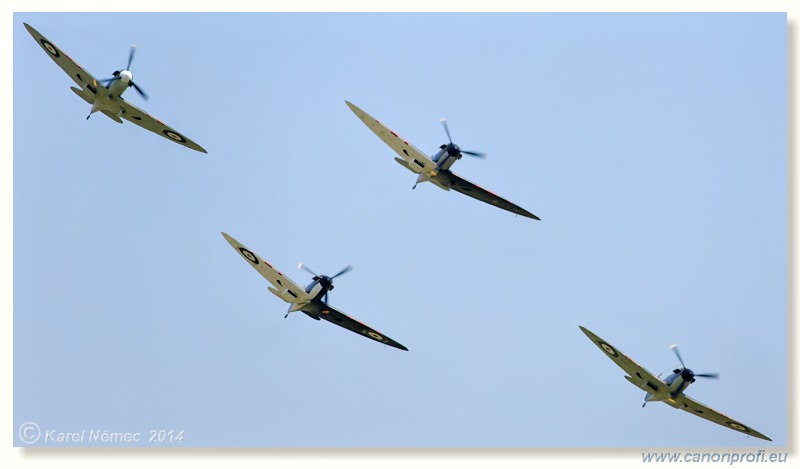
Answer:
447, 143, 461, 156
319, 275, 332, 288
119, 70, 133, 83
681, 368, 695, 382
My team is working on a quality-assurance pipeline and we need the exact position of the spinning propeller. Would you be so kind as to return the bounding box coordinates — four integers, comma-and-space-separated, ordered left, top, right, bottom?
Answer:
298, 262, 353, 304
440, 118, 486, 159
99, 44, 149, 100
670, 344, 719, 383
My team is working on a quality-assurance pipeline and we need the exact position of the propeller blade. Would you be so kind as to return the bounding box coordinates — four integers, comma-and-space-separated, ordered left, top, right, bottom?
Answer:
130, 81, 149, 101
298, 262, 318, 277
695, 372, 720, 379
324, 291, 329, 304
99, 77, 120, 85
331, 265, 353, 279
670, 344, 686, 368
461, 150, 487, 159
127, 44, 137, 71
440, 118, 453, 144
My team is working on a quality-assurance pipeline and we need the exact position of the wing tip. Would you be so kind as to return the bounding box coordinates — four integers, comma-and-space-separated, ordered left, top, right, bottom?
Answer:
578, 325, 597, 340
748, 428, 772, 441
516, 207, 540, 220
189, 143, 208, 154
23, 22, 36, 36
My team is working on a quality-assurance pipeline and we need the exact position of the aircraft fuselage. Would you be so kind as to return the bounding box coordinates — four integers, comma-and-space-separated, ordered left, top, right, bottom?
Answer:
643, 369, 693, 407
85, 70, 131, 120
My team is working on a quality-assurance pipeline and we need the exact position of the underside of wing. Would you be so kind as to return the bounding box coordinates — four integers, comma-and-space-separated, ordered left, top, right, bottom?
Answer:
345, 101, 436, 176
304, 302, 408, 351
675, 394, 772, 441
221, 232, 311, 305
579, 326, 666, 396
25, 23, 102, 91
433, 170, 540, 220
118, 99, 207, 153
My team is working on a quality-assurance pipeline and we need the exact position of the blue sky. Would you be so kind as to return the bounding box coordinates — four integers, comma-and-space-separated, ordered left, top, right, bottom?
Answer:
11, 11, 787, 449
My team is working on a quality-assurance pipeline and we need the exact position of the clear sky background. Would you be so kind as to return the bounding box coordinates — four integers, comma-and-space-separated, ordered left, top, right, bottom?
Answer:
11, 11, 787, 449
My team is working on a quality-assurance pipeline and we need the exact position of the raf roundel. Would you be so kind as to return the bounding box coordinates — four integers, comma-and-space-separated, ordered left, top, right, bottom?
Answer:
367, 331, 383, 341
40, 39, 60, 58
599, 341, 618, 357
727, 422, 749, 433
239, 248, 258, 265
163, 129, 187, 143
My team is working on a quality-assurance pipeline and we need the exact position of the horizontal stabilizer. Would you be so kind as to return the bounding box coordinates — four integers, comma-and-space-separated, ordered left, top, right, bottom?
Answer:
624, 374, 650, 391
267, 286, 307, 306
70, 86, 92, 104
101, 110, 123, 123
429, 178, 450, 191
393, 157, 415, 173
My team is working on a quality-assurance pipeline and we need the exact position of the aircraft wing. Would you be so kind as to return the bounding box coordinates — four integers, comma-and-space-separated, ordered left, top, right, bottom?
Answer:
25, 23, 206, 154
221, 232, 312, 306
345, 101, 437, 176
433, 170, 540, 220
303, 302, 408, 351
117, 99, 207, 153
674, 394, 771, 441
24, 22, 104, 91
579, 326, 667, 397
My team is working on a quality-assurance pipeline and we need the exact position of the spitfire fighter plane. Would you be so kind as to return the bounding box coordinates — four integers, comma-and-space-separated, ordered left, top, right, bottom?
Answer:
345, 101, 539, 220
24, 23, 206, 153
222, 232, 408, 351
579, 326, 770, 441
